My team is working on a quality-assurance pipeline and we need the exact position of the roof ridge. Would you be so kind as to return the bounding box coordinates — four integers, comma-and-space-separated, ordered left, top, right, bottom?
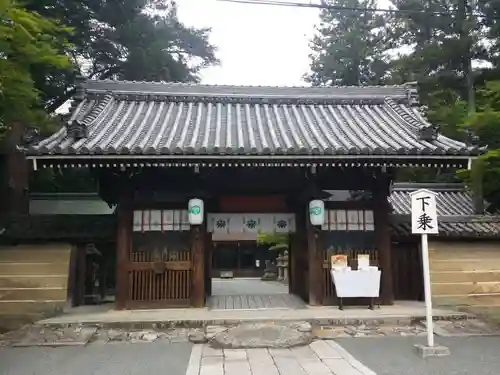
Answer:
82, 79, 413, 102
391, 182, 466, 191
87, 79, 412, 90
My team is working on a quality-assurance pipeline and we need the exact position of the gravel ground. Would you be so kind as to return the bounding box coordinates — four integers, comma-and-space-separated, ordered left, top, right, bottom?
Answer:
337, 335, 500, 375
0, 341, 192, 375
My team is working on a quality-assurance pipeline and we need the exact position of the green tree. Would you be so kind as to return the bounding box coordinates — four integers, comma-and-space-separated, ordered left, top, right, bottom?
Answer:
305, 0, 396, 86
383, 0, 490, 183
388, 0, 488, 108
24, 0, 219, 193
459, 81, 500, 211
256, 232, 289, 251
26, 0, 219, 112
0, 0, 71, 138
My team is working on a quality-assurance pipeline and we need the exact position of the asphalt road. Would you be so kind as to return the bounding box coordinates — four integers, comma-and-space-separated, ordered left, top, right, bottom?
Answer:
337, 336, 500, 375
0, 342, 192, 375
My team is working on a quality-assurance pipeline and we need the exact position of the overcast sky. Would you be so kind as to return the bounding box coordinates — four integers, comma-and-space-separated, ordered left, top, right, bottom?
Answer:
176, 0, 320, 86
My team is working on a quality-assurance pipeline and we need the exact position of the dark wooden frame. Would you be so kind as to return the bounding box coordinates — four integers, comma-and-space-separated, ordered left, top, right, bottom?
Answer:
108, 165, 399, 309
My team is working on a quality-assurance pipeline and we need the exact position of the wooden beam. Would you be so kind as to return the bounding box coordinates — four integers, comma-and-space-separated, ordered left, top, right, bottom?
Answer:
115, 189, 132, 310
191, 225, 205, 308
374, 172, 394, 305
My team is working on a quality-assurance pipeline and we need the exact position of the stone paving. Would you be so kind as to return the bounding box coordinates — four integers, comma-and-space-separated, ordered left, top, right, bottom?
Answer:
12, 326, 97, 347
313, 321, 427, 339
211, 279, 289, 296
208, 294, 306, 311
38, 300, 469, 326
0, 325, 197, 347
3, 316, 498, 348
208, 279, 306, 311
211, 322, 313, 348
186, 341, 376, 375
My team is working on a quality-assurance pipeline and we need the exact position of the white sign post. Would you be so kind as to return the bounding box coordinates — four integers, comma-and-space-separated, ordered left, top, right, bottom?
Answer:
410, 189, 439, 348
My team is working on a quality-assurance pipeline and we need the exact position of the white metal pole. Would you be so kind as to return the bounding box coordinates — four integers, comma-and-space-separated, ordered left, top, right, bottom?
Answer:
421, 233, 434, 347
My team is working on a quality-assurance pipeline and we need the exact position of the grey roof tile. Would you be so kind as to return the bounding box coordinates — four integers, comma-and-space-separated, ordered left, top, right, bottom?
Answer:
389, 182, 478, 216
28, 80, 479, 158
389, 182, 500, 238
391, 220, 500, 238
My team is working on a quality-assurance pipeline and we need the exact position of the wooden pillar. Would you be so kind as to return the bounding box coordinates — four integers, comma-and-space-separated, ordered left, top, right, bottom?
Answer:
4, 123, 29, 215
307, 210, 323, 306
204, 232, 212, 297
290, 198, 309, 301
374, 172, 394, 305
115, 190, 132, 310
289, 231, 296, 294
191, 225, 205, 307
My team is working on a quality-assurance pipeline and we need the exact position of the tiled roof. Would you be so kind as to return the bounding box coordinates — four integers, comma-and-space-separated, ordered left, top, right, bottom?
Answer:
389, 182, 480, 216
27, 80, 479, 159
391, 220, 500, 238
389, 183, 500, 238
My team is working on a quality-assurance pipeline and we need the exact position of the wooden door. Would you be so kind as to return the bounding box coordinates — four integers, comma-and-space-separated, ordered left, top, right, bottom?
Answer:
127, 231, 192, 308
391, 241, 423, 301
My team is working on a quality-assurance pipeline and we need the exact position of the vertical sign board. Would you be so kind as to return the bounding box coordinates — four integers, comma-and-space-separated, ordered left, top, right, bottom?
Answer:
410, 189, 439, 348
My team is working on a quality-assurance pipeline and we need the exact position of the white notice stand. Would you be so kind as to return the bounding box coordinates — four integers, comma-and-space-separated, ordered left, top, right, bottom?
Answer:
410, 189, 439, 348
330, 269, 381, 310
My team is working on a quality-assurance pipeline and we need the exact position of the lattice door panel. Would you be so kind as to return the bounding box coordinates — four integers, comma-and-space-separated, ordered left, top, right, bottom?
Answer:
127, 231, 192, 307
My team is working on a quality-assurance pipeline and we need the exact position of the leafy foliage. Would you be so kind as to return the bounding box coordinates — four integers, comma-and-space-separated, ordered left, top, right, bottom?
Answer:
25, 0, 219, 113
20, 0, 219, 192
459, 81, 500, 211
305, 0, 396, 85
256, 232, 289, 249
306, 0, 500, 208
0, 0, 71, 138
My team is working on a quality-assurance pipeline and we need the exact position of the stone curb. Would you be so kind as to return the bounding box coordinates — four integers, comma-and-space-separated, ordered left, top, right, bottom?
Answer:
12, 341, 89, 348
35, 313, 472, 330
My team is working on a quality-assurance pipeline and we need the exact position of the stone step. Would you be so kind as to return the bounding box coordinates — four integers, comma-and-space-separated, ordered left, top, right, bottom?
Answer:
36, 313, 471, 331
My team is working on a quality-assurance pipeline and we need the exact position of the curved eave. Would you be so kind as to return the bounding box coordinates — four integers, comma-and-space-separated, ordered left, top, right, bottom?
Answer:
25, 146, 480, 158
25, 154, 473, 172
